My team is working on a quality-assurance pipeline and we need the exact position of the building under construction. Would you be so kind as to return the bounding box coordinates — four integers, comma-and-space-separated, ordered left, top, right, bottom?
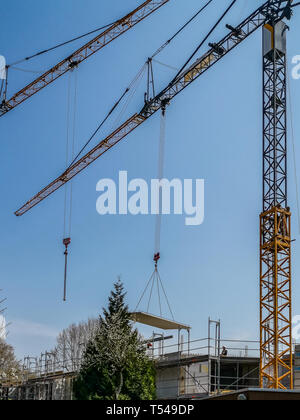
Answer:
1, 316, 300, 400
1, 0, 300, 400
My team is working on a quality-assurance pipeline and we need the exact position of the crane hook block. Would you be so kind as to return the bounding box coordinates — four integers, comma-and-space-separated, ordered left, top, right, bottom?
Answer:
63, 237, 71, 247
154, 252, 161, 264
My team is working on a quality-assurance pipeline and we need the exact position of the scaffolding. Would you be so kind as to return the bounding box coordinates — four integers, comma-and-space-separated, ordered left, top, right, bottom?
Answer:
1, 320, 297, 400
130, 315, 263, 399
155, 334, 262, 399
0, 351, 78, 400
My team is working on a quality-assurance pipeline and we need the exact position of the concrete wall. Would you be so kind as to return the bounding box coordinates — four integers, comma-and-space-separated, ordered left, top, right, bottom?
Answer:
185, 362, 210, 395
156, 360, 210, 399
156, 366, 179, 399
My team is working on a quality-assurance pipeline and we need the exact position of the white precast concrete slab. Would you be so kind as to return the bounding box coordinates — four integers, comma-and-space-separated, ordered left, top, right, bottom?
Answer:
130, 312, 190, 331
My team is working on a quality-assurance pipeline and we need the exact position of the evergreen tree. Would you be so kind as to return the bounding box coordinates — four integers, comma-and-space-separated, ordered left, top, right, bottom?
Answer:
73, 279, 156, 400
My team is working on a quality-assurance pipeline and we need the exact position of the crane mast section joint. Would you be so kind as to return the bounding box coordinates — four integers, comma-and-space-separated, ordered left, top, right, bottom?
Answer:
0, 0, 170, 117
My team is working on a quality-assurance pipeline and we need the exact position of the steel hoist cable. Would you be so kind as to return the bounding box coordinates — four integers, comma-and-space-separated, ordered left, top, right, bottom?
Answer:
150, 0, 214, 60
7, 1, 215, 72
144, 0, 215, 101
8, 21, 119, 68
170, 0, 238, 85
287, 68, 300, 234
63, 69, 78, 301
66, 63, 147, 170
135, 0, 239, 320
154, 105, 167, 259
134, 264, 175, 320
134, 103, 175, 320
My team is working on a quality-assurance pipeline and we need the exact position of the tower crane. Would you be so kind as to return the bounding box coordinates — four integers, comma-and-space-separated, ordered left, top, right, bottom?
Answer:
13, 0, 298, 389
0, 0, 170, 117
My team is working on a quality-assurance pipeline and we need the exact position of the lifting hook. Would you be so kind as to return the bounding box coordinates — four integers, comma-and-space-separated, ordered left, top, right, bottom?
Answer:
154, 252, 161, 268
63, 238, 71, 302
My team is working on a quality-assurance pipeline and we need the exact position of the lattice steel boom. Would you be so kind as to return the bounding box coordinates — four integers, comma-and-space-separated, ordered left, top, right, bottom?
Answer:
0, 0, 170, 117
260, 20, 293, 390
15, 0, 280, 217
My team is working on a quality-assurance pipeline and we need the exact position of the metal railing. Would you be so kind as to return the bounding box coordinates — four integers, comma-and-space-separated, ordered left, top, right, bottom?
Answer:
147, 336, 260, 361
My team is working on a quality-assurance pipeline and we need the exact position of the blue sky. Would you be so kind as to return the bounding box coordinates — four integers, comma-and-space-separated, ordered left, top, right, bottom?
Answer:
1, 0, 300, 360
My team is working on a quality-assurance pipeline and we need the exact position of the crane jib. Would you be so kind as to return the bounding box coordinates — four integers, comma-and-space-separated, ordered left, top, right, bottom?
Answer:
0, 0, 170, 117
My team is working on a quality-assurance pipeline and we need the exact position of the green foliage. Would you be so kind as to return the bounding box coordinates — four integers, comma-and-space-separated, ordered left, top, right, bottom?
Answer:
0, 339, 21, 384
73, 279, 156, 400
123, 356, 156, 400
